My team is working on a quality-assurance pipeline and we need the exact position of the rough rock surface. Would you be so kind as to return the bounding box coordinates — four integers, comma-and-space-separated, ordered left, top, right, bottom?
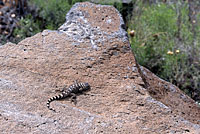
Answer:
0, 2, 200, 134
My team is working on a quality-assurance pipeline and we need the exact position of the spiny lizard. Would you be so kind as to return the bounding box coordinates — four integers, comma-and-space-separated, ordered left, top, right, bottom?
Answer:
47, 82, 90, 112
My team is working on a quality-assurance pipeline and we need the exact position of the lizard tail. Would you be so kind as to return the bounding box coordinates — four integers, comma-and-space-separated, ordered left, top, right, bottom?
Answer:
46, 94, 65, 112
46, 96, 57, 112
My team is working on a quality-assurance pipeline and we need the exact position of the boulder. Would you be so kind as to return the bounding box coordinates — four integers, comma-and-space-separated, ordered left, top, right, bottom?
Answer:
0, 2, 199, 134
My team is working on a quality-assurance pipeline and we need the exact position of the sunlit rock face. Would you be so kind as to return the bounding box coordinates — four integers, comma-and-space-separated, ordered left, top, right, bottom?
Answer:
0, 2, 199, 134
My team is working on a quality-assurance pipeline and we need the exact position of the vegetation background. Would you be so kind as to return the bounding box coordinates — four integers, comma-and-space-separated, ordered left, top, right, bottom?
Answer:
0, 0, 199, 103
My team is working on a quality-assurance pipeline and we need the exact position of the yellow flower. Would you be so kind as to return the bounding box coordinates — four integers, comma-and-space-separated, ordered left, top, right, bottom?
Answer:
11, 13, 16, 18
129, 30, 135, 37
176, 50, 180, 53
167, 50, 173, 55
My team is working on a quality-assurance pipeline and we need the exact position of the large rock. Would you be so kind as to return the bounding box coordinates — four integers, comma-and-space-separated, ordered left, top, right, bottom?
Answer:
0, 2, 199, 134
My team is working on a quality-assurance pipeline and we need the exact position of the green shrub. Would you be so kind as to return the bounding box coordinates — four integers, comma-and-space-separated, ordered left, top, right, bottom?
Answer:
29, 0, 71, 30
129, 3, 180, 73
13, 14, 41, 42
13, 0, 88, 43
128, 1, 200, 101
31, 0, 89, 29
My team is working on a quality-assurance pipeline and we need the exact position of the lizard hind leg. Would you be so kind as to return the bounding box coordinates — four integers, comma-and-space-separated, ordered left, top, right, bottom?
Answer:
70, 93, 77, 105
60, 85, 68, 92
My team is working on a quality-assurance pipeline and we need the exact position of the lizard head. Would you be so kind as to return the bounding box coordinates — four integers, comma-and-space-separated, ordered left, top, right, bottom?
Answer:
82, 82, 90, 91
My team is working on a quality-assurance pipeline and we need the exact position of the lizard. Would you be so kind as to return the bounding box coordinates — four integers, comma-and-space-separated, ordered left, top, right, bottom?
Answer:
47, 81, 90, 112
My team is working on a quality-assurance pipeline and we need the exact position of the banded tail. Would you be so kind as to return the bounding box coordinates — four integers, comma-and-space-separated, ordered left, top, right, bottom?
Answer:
47, 93, 68, 112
